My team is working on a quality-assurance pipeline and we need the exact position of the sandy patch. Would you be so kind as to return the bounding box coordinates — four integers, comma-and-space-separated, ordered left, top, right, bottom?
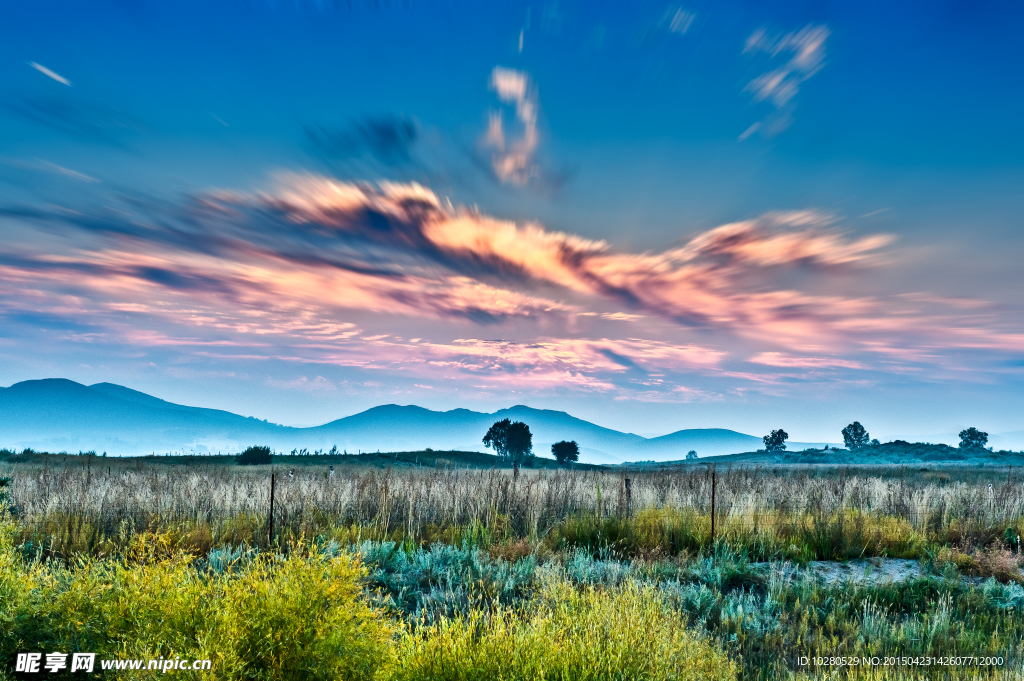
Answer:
752, 558, 926, 585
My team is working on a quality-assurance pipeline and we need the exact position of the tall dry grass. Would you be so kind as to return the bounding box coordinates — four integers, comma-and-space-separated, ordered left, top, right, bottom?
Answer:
4, 462, 1023, 560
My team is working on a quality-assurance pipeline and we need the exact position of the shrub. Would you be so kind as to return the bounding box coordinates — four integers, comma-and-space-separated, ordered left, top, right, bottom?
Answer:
0, 530, 397, 680
236, 445, 272, 466
972, 542, 1024, 583
394, 578, 736, 681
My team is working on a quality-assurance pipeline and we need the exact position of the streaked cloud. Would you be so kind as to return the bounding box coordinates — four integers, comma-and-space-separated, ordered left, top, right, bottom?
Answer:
742, 24, 830, 135
666, 8, 696, 35
7, 94, 142, 147
28, 62, 71, 86
483, 67, 539, 185
2, 173, 1022, 401
305, 115, 418, 168
749, 352, 864, 369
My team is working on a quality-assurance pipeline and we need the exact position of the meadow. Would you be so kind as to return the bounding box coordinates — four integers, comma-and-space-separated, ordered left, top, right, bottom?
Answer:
2, 451, 1024, 680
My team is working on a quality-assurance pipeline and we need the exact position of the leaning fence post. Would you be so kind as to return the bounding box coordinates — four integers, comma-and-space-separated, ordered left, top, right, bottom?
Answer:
269, 472, 276, 544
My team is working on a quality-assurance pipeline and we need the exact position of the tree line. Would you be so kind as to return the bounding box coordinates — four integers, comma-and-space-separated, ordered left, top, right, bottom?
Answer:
760, 422, 990, 452
233, 420, 994, 467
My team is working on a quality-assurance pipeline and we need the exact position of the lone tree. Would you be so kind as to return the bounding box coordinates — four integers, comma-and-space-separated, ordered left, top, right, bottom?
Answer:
763, 429, 789, 452
237, 445, 272, 466
551, 440, 579, 465
686, 450, 698, 460
958, 427, 989, 450
483, 419, 533, 467
842, 421, 871, 450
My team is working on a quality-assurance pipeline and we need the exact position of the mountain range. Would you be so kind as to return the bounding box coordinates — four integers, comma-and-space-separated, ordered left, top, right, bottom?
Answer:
1, 378, 838, 463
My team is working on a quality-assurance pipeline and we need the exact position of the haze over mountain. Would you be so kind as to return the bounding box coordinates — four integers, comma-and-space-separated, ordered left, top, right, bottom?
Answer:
0, 379, 841, 463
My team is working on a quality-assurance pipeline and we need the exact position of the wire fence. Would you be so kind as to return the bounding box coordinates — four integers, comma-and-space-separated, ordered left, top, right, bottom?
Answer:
5, 463, 1024, 555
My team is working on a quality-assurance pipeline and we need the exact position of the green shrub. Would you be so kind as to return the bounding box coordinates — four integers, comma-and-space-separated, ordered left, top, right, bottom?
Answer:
395, 577, 736, 681
0, 528, 396, 680
237, 445, 272, 466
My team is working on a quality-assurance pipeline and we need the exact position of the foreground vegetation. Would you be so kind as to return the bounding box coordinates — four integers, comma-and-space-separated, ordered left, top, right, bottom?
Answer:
3, 455, 1024, 679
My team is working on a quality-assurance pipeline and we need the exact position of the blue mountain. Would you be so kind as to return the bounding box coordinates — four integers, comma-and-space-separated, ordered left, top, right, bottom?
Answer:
0, 378, 829, 462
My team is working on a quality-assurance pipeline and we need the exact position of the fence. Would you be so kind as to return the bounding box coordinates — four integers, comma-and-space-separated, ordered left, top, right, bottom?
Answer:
4, 462, 1023, 558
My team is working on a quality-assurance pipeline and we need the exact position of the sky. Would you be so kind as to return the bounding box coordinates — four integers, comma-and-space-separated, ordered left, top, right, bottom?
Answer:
1, 0, 1023, 444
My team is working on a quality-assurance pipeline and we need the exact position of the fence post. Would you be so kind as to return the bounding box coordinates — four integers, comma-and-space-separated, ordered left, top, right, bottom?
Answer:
269, 472, 275, 545
710, 465, 716, 548
624, 477, 632, 517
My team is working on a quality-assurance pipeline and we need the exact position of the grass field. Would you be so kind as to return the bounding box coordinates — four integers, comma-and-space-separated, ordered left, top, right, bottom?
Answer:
2, 450, 1024, 679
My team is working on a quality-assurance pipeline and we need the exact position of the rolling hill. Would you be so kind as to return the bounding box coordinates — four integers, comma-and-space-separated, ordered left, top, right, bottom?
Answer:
0, 378, 833, 463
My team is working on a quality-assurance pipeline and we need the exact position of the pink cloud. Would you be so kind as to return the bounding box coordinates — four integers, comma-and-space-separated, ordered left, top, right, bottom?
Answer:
3, 173, 1023, 401
749, 352, 864, 369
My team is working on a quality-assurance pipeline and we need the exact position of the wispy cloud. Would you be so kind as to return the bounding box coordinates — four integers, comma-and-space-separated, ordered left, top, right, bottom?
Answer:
36, 160, 99, 183
28, 62, 71, 86
749, 352, 864, 369
483, 67, 539, 186
3, 173, 1022, 399
742, 24, 830, 136
666, 8, 696, 35
266, 375, 337, 392
305, 115, 418, 168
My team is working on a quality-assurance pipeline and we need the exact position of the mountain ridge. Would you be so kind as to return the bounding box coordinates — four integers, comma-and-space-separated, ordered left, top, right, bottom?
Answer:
1, 378, 832, 462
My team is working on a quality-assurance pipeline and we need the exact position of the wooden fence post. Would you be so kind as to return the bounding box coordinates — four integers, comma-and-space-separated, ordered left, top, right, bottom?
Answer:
710, 466, 716, 547
269, 472, 276, 545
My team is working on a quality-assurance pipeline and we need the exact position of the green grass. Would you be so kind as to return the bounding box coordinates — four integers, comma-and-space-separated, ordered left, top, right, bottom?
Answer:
0, 448, 604, 471
4, 521, 1024, 680
4, 459, 1024, 679
0, 522, 740, 681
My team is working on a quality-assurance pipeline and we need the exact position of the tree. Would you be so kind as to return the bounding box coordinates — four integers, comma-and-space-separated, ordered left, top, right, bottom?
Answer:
483, 419, 533, 466
870, 439, 880, 447
842, 421, 870, 450
958, 427, 989, 449
551, 440, 579, 465
237, 445, 272, 466
686, 450, 698, 460
763, 429, 788, 452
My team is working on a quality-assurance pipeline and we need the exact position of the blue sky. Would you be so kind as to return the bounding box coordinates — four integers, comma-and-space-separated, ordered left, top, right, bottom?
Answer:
1, 0, 1023, 444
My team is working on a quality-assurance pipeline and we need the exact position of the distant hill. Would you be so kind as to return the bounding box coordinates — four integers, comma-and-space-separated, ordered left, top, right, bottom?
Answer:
636, 428, 765, 458
0, 379, 289, 456
1, 378, 827, 462
627, 441, 1024, 467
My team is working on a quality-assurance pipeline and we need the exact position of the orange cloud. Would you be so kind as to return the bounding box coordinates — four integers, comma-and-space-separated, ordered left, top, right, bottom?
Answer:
4, 172, 1023, 400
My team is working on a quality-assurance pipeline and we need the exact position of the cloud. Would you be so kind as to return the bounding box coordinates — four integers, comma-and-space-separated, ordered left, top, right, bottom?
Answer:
37, 160, 99, 183
742, 24, 830, 136
483, 67, 540, 185
666, 9, 696, 35
28, 62, 71, 86
266, 375, 337, 392
4, 172, 1024, 398
1, 175, 894, 348
304, 115, 418, 167
7, 94, 142, 147
749, 352, 864, 369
